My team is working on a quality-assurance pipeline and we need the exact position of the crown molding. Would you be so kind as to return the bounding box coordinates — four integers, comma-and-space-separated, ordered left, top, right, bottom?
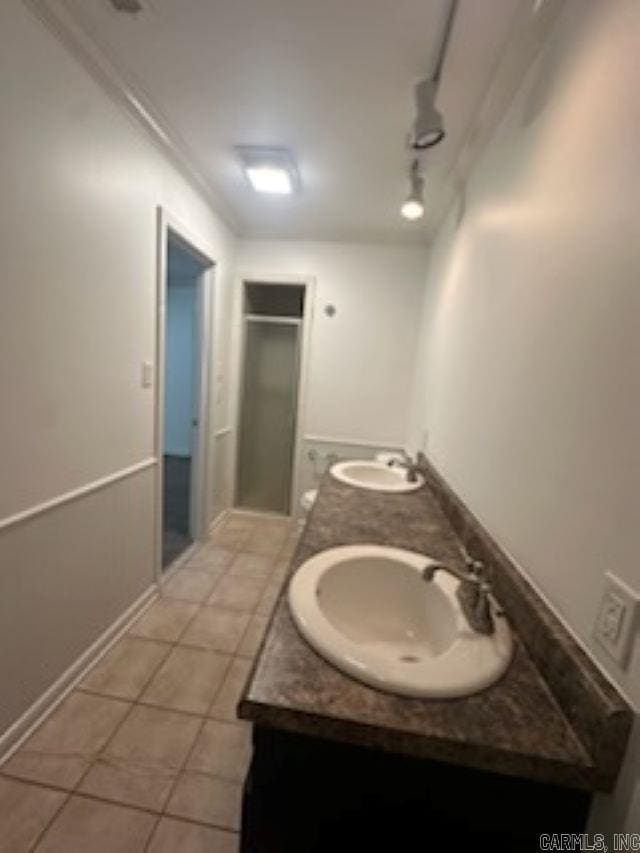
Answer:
22, 0, 566, 249
23, 0, 239, 235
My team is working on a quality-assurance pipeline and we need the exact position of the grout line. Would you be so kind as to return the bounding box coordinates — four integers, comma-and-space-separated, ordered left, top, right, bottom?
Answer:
7, 544, 263, 849
157, 706, 208, 820
158, 711, 250, 823
174, 638, 248, 658
27, 787, 71, 851
71, 628, 184, 797
171, 598, 209, 646
14, 541, 268, 848
144, 814, 240, 851
23, 781, 242, 853
142, 813, 163, 853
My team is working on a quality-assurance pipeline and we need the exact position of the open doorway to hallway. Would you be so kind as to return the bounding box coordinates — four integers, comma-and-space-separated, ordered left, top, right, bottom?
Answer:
161, 234, 211, 568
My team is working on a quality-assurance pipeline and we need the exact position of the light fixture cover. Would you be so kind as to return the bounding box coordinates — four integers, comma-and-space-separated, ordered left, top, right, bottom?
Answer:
236, 146, 300, 195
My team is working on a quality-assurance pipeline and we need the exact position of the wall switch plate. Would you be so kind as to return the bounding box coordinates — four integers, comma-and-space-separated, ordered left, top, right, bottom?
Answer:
594, 571, 639, 668
141, 360, 154, 389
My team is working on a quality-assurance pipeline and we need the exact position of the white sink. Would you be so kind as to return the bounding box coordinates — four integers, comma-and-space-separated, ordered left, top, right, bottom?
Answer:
288, 544, 512, 699
330, 460, 424, 493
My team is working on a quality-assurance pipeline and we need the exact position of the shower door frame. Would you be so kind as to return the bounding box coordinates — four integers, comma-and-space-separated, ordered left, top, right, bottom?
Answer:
233, 274, 315, 517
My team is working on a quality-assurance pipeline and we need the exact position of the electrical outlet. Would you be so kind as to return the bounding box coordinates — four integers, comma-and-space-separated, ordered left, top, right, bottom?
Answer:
594, 572, 639, 668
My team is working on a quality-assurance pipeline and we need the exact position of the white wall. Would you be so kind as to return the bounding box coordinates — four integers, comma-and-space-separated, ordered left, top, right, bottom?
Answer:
0, 0, 236, 738
236, 240, 428, 446
164, 280, 197, 457
407, 0, 639, 829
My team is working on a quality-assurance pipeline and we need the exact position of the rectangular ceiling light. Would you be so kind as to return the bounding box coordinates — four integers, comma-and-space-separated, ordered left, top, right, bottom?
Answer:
236, 146, 300, 195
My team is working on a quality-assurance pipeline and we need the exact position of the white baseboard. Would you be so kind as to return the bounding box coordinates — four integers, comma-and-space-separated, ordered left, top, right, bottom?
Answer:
0, 583, 158, 764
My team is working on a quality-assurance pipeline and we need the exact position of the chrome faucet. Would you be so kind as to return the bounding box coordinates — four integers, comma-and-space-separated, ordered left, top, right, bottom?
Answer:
394, 450, 428, 484
422, 558, 497, 635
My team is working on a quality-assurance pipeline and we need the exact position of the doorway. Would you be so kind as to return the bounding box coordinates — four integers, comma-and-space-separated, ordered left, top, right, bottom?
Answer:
236, 281, 307, 515
160, 230, 212, 568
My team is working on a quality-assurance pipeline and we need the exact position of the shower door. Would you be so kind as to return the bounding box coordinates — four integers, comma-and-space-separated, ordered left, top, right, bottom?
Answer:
237, 317, 300, 514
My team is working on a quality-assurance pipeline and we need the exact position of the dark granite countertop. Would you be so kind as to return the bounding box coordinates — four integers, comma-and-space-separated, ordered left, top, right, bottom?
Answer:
239, 475, 601, 790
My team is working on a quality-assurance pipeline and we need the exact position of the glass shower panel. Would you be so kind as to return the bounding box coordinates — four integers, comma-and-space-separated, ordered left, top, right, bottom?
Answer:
237, 319, 300, 514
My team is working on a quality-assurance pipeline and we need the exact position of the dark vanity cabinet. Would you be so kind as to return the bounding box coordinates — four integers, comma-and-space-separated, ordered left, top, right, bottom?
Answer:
240, 725, 590, 853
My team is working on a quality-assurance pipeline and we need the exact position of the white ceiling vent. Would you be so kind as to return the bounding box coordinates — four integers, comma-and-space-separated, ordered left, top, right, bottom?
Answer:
109, 0, 143, 13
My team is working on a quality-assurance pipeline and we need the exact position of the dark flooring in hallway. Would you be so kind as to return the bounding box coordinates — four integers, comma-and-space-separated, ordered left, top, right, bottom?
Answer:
163, 455, 192, 567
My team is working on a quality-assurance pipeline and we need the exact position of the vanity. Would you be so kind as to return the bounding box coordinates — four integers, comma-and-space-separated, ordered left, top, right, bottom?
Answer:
238, 462, 632, 852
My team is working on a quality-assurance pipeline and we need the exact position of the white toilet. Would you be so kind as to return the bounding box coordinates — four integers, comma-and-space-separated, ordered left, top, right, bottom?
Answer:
300, 488, 317, 513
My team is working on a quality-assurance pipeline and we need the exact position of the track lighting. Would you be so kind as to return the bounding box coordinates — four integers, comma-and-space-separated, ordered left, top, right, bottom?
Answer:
411, 79, 445, 150
400, 160, 425, 220
408, 0, 458, 151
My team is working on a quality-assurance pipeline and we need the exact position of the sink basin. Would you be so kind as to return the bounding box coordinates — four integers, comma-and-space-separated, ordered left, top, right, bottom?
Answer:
288, 544, 512, 698
330, 460, 424, 493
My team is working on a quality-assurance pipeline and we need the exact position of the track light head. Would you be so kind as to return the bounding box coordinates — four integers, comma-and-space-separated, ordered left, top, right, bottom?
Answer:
401, 160, 425, 220
411, 79, 445, 150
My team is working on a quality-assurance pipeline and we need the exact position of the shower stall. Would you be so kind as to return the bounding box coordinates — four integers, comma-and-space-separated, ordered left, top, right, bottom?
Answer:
236, 282, 306, 515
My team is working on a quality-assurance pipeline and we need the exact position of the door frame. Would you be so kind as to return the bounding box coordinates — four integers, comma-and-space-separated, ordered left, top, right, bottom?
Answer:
232, 273, 315, 517
155, 207, 215, 579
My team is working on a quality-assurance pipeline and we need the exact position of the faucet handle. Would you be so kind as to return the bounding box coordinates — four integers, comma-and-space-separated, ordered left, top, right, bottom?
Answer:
465, 556, 490, 584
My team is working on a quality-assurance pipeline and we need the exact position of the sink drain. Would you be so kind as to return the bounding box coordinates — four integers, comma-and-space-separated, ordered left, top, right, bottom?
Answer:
399, 655, 421, 663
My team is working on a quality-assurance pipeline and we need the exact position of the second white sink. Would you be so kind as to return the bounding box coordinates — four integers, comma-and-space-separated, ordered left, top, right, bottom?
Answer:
288, 544, 513, 698
331, 460, 424, 493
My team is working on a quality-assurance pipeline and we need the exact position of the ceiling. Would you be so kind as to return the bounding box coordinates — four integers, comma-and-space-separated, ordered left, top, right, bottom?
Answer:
51, 0, 523, 244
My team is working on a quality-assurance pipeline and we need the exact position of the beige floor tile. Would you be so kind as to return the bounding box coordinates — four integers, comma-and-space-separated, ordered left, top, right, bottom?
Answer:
187, 720, 252, 783
278, 538, 299, 560
104, 705, 201, 773
228, 553, 274, 580
209, 658, 252, 723
187, 546, 235, 573
209, 527, 250, 551
0, 777, 66, 853
2, 692, 130, 790
80, 637, 170, 701
270, 559, 291, 583
166, 771, 242, 830
208, 575, 265, 612
147, 817, 238, 853
242, 524, 288, 556
218, 514, 257, 535
255, 516, 293, 534
129, 598, 199, 642
255, 578, 284, 617
180, 606, 250, 654
141, 646, 231, 715
237, 615, 269, 659
161, 569, 218, 603
78, 758, 175, 813
34, 795, 155, 853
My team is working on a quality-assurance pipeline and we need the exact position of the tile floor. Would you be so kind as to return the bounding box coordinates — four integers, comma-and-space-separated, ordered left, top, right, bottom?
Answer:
0, 511, 299, 852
